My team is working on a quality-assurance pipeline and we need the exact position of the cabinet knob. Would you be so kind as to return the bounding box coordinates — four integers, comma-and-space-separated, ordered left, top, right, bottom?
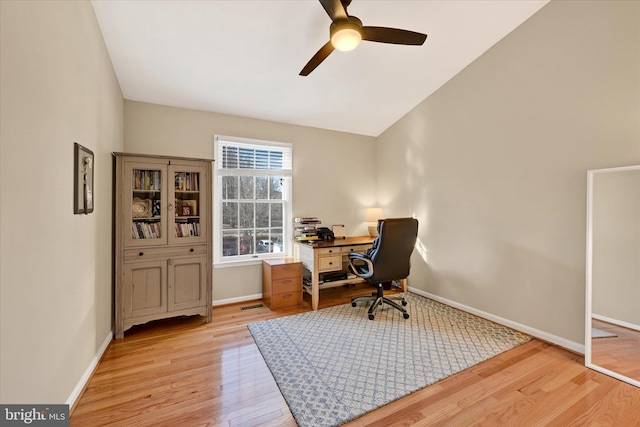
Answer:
138, 252, 144, 257
189, 248, 194, 252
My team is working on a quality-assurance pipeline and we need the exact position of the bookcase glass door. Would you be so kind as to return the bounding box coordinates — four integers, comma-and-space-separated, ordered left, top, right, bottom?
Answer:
126, 164, 166, 246
170, 165, 206, 244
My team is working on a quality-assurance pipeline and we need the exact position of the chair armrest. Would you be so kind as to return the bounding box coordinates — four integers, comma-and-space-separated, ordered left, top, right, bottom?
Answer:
348, 251, 366, 261
348, 252, 374, 279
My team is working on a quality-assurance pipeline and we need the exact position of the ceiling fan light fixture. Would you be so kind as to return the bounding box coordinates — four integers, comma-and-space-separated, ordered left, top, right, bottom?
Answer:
300, 1, 427, 76
330, 21, 362, 52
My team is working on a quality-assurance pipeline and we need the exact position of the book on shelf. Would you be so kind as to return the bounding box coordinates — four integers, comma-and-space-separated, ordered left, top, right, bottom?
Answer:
174, 222, 200, 238
133, 170, 161, 191
174, 172, 200, 192
131, 221, 161, 239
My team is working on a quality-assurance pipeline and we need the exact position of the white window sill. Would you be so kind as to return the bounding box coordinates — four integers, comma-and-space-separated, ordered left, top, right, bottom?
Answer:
214, 259, 262, 269
214, 254, 291, 269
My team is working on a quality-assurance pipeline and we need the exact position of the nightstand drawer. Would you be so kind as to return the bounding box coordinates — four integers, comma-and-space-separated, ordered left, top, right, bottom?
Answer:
318, 255, 341, 272
270, 291, 302, 309
271, 262, 302, 280
273, 277, 301, 294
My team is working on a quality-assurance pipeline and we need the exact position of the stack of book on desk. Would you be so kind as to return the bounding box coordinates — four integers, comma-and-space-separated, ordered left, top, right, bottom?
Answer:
294, 217, 321, 241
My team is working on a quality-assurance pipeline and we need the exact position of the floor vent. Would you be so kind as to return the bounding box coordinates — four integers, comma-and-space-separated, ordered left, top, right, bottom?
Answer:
241, 303, 264, 311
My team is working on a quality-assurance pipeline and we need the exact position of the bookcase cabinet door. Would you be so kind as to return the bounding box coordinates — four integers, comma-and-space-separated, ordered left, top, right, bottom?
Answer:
168, 256, 206, 311
123, 159, 168, 247
123, 260, 167, 318
168, 163, 208, 246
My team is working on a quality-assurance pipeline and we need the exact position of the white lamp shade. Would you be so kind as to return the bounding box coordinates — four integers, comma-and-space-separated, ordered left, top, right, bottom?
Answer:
364, 208, 384, 222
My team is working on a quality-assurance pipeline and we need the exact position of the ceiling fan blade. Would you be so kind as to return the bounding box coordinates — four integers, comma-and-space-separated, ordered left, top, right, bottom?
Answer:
319, 0, 348, 22
362, 26, 427, 45
299, 41, 335, 76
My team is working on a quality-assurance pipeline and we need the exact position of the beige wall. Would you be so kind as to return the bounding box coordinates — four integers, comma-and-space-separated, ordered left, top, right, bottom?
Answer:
377, 0, 640, 344
123, 101, 377, 302
2, 0, 637, 406
592, 169, 640, 325
0, 0, 123, 403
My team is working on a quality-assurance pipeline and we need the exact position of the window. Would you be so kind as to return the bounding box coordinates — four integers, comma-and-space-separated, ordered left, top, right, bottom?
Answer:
214, 136, 292, 266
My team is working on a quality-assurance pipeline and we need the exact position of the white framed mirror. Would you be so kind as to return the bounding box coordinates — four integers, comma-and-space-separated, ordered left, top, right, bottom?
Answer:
585, 165, 640, 388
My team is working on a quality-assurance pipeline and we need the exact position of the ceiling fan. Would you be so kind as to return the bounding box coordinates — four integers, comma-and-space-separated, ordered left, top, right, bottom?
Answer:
300, 0, 428, 76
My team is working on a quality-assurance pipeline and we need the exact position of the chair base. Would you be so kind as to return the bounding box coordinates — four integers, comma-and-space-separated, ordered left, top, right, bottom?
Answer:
351, 284, 409, 320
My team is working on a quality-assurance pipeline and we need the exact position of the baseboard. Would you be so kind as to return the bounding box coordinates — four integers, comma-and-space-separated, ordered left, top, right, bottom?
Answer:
212, 293, 262, 307
592, 313, 640, 332
408, 287, 584, 355
66, 330, 112, 409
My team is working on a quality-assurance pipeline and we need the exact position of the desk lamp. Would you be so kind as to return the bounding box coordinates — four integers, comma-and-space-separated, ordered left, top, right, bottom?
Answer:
364, 208, 384, 237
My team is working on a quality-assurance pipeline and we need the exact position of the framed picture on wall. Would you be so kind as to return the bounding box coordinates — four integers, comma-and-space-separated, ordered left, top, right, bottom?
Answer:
74, 142, 94, 214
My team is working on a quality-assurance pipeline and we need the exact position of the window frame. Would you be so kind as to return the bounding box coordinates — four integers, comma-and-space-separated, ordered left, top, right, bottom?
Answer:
213, 135, 293, 267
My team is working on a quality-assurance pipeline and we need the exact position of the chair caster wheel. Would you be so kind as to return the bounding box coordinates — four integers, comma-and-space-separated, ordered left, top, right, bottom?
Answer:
401, 300, 407, 306
351, 302, 357, 307
403, 313, 410, 319
368, 314, 375, 320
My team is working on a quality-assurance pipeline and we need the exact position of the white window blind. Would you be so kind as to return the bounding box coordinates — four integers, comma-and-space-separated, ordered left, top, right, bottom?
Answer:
216, 138, 292, 176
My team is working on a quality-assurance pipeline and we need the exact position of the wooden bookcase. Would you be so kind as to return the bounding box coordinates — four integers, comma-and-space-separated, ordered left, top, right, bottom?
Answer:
114, 153, 213, 339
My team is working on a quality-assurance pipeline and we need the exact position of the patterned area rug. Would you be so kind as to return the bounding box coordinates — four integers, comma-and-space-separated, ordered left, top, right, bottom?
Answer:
248, 292, 531, 427
592, 327, 617, 338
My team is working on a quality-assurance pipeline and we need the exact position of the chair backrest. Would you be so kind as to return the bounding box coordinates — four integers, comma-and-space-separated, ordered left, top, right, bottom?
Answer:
366, 217, 418, 283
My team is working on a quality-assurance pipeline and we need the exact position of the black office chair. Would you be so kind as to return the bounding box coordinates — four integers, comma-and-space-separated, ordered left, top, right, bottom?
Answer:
348, 217, 418, 320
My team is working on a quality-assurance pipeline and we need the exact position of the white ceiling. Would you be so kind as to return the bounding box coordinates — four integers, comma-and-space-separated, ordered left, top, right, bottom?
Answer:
91, 0, 548, 137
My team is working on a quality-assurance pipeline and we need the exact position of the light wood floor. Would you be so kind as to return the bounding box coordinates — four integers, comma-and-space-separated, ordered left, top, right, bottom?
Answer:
71, 285, 640, 426
592, 319, 640, 382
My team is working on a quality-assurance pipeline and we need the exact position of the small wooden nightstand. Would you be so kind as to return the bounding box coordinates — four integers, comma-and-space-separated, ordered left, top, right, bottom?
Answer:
262, 258, 303, 310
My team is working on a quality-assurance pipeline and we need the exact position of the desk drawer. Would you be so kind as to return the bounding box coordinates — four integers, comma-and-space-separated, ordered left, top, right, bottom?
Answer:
318, 255, 341, 272
270, 291, 302, 309
318, 247, 340, 256
273, 277, 301, 294
271, 263, 302, 280
341, 244, 371, 254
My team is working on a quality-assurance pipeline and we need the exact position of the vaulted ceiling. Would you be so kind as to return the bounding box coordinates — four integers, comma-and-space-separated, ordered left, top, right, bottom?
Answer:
91, 0, 548, 137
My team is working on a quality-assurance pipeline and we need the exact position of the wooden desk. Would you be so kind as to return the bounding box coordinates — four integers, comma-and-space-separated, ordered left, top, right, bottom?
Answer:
294, 236, 381, 310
